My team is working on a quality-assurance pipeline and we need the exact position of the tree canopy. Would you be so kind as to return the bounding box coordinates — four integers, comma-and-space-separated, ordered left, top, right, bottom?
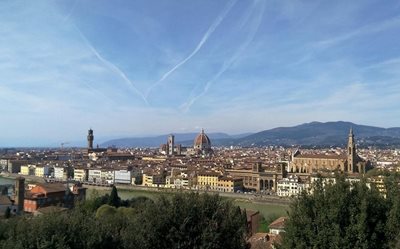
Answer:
0, 192, 248, 249
281, 174, 400, 249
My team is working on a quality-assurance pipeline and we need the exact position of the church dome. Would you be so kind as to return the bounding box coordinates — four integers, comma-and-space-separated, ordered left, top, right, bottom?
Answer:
194, 129, 211, 150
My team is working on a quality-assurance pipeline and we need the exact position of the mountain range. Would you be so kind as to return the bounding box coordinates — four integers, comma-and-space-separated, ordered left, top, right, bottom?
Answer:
101, 132, 252, 148
101, 121, 400, 148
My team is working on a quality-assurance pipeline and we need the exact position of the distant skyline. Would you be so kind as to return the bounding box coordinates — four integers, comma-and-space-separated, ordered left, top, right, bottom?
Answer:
1, 0, 400, 146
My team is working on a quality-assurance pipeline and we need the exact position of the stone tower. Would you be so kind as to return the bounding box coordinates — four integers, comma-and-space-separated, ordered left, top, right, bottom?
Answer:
87, 129, 94, 149
253, 160, 262, 172
14, 177, 25, 213
347, 128, 356, 173
168, 134, 175, 155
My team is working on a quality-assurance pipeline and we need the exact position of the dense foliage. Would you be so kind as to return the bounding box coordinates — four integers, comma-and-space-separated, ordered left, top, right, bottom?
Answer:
281, 174, 400, 249
0, 191, 248, 249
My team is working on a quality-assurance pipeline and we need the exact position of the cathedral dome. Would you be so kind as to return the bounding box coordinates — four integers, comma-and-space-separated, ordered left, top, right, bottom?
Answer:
194, 129, 211, 150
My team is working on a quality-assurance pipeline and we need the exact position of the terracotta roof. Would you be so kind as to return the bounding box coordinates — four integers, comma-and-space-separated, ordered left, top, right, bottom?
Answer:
36, 183, 66, 193
248, 233, 282, 249
269, 216, 288, 230
295, 153, 346, 159
194, 129, 211, 147
198, 171, 220, 177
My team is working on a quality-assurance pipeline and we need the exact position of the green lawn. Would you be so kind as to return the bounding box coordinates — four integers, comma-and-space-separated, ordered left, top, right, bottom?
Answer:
233, 199, 288, 220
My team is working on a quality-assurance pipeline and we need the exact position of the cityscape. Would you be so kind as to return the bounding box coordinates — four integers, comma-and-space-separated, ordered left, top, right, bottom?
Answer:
1, 125, 400, 248
1, 1, 400, 249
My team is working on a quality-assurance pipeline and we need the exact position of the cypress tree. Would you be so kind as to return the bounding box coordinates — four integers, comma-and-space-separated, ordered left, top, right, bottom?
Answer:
108, 186, 121, 207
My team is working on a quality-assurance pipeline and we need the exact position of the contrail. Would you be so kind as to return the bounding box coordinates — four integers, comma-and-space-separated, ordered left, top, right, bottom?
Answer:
62, 0, 78, 24
74, 27, 148, 104
145, 0, 238, 98
180, 0, 266, 112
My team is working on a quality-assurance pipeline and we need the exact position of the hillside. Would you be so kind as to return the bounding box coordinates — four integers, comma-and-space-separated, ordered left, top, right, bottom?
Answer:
236, 121, 400, 147
101, 122, 400, 148
101, 132, 249, 147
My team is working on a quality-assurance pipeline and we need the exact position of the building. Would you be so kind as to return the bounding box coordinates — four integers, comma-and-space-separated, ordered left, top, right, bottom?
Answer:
142, 173, 166, 187
165, 176, 191, 189
74, 168, 88, 182
168, 134, 174, 155
101, 170, 114, 184
307, 174, 362, 194
35, 165, 50, 177
24, 183, 74, 213
114, 169, 132, 184
217, 176, 243, 193
193, 129, 212, 155
88, 169, 102, 183
0, 159, 27, 173
269, 216, 287, 235
247, 217, 288, 249
53, 165, 72, 180
87, 128, 94, 150
227, 161, 285, 193
289, 129, 369, 174
142, 173, 154, 187
20, 165, 36, 176
368, 175, 387, 197
277, 175, 308, 197
159, 134, 183, 156
247, 233, 281, 249
86, 129, 107, 154
197, 171, 220, 191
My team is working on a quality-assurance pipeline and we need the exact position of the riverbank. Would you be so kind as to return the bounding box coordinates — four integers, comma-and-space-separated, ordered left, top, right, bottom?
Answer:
84, 184, 290, 219
84, 183, 292, 205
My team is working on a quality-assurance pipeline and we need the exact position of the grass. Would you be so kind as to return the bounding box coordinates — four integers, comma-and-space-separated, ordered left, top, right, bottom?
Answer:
258, 217, 269, 233
233, 199, 288, 220
87, 188, 289, 220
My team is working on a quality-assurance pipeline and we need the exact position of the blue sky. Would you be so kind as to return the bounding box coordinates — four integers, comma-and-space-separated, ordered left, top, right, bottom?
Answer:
1, 0, 400, 146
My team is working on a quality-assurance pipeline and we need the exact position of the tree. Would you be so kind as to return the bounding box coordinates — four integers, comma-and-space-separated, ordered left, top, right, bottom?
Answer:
4, 206, 11, 219
0, 192, 248, 249
281, 174, 390, 249
108, 186, 121, 207
385, 173, 400, 248
121, 192, 248, 249
96, 204, 117, 218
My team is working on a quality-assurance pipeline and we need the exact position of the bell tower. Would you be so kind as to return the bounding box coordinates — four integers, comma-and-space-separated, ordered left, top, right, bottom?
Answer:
87, 129, 94, 150
347, 128, 356, 173
168, 134, 175, 155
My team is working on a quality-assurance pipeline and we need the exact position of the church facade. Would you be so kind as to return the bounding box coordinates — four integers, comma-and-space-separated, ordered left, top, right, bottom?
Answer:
289, 129, 368, 174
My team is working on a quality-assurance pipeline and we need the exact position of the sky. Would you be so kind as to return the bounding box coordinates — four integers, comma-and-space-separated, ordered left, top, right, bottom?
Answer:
1, 0, 400, 146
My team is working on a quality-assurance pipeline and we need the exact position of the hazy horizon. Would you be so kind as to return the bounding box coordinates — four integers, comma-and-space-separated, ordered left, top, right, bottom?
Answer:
1, 120, 399, 147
